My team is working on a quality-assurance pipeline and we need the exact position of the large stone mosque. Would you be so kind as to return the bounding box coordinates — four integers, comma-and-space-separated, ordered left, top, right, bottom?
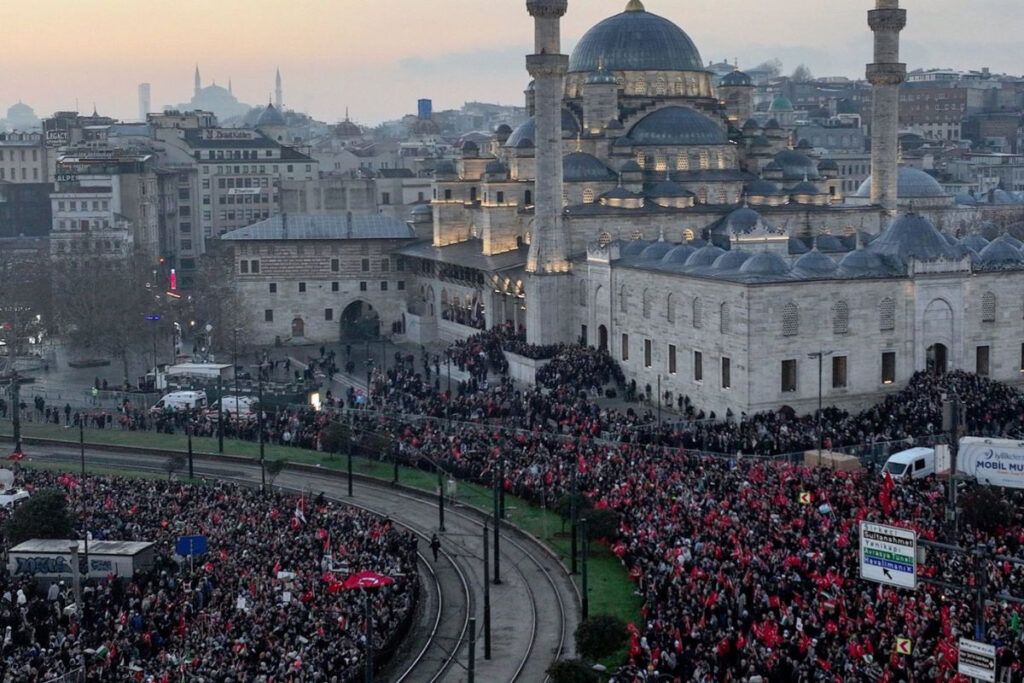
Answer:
268, 0, 1024, 416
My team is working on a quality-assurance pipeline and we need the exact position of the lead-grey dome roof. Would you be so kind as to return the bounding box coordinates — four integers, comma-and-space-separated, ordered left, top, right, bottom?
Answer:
720, 70, 753, 87
505, 108, 580, 148
646, 179, 693, 198
744, 178, 784, 196
640, 242, 673, 260
563, 152, 617, 182
620, 239, 652, 256
814, 235, 846, 252
959, 234, 989, 252
712, 249, 752, 271
257, 103, 286, 127
837, 249, 888, 277
568, 3, 704, 74
868, 213, 964, 263
978, 236, 1024, 267
739, 251, 789, 276
718, 207, 768, 235
484, 159, 508, 175
685, 244, 725, 267
661, 244, 697, 263
792, 250, 838, 277
854, 167, 947, 198
772, 150, 820, 181
618, 106, 726, 147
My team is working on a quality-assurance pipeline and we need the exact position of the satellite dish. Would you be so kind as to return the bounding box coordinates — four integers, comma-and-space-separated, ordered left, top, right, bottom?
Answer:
0, 469, 15, 488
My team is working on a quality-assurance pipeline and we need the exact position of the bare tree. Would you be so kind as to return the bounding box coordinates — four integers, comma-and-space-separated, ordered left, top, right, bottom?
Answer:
52, 248, 170, 384
185, 246, 252, 353
791, 64, 815, 83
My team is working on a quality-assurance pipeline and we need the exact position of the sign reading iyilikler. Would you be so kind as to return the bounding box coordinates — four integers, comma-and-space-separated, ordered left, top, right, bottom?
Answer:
958, 638, 996, 682
859, 521, 917, 589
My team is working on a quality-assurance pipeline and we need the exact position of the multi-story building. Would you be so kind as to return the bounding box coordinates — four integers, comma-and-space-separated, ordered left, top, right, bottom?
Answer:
220, 213, 415, 344
49, 177, 133, 260
0, 132, 48, 183
155, 125, 318, 240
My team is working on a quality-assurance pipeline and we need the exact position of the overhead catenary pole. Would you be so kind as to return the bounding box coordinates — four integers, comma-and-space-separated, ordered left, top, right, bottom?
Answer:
581, 517, 590, 620
483, 520, 491, 659
437, 463, 445, 531
493, 467, 501, 585
347, 412, 354, 497
570, 463, 578, 574
217, 373, 224, 453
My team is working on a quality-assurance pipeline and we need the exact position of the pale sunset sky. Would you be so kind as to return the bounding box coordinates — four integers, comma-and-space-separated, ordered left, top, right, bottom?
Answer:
2, 0, 1021, 126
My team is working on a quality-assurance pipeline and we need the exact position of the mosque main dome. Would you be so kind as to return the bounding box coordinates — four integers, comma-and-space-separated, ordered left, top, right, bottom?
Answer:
568, 1, 704, 74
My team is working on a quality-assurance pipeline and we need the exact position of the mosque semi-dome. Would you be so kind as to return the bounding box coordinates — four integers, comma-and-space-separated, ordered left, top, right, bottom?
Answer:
563, 152, 617, 182
854, 167, 947, 199
685, 244, 725, 268
505, 108, 581, 148
739, 251, 790, 276
568, 1, 704, 74
640, 242, 674, 260
712, 249, 752, 271
978, 236, 1024, 267
618, 106, 726, 146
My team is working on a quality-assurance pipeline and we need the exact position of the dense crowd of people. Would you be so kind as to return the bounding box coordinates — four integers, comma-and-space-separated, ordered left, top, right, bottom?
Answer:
10, 331, 1024, 679
0, 471, 418, 682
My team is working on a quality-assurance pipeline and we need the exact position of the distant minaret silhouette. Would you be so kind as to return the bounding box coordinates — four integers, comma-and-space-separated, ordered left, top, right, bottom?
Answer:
275, 68, 283, 109
194, 65, 201, 98
228, 78, 233, 96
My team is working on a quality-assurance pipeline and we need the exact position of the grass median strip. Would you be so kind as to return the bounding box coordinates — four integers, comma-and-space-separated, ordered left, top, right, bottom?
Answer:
2, 420, 642, 628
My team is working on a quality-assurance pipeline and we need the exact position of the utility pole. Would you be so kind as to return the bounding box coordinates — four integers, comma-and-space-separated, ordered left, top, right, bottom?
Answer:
217, 373, 224, 453
467, 616, 476, 683
483, 520, 491, 659
258, 364, 265, 492
437, 463, 445, 531
570, 464, 578, 574
186, 410, 194, 479
657, 373, 661, 427
347, 413, 354, 497
581, 518, 590, 620
79, 419, 85, 477
943, 392, 961, 541
807, 351, 833, 467
492, 468, 501, 585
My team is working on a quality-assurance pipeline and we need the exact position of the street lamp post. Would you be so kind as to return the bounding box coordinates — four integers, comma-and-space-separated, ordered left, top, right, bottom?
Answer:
807, 351, 833, 467
79, 419, 85, 477
258, 363, 266, 491
187, 409, 194, 480
232, 329, 240, 426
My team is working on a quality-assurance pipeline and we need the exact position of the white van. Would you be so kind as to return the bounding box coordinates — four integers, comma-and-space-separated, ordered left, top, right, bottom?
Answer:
149, 390, 207, 414
205, 396, 257, 421
882, 447, 935, 480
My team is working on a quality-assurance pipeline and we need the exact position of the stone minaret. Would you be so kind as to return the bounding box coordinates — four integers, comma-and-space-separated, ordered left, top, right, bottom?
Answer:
275, 68, 283, 109
867, 0, 906, 214
194, 65, 201, 98
524, 0, 572, 344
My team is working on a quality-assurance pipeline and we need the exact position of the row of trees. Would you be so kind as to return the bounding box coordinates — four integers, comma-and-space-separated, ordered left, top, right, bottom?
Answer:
0, 247, 251, 380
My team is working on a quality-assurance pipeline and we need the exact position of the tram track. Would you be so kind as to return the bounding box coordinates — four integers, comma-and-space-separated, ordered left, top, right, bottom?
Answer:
28, 439, 575, 682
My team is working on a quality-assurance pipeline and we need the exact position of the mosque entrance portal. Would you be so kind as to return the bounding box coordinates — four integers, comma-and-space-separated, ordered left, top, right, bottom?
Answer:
926, 343, 948, 374
341, 301, 380, 341
598, 325, 608, 351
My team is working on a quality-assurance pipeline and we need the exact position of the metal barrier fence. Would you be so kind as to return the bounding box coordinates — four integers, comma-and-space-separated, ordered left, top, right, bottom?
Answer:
42, 668, 84, 683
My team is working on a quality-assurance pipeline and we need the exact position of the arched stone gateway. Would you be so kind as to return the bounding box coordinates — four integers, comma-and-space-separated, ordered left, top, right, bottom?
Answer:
598, 324, 609, 351
340, 301, 380, 341
923, 298, 953, 373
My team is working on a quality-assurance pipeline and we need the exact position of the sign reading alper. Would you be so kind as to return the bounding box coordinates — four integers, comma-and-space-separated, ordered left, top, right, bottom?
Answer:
859, 521, 917, 589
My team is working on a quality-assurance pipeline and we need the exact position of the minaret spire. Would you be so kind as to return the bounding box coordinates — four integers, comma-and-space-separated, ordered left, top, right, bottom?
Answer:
524, 0, 571, 345
194, 64, 201, 98
275, 67, 283, 109
867, 0, 907, 215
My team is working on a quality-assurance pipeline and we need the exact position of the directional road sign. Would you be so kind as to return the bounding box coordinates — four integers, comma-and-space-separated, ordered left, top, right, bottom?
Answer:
958, 638, 996, 682
859, 521, 917, 589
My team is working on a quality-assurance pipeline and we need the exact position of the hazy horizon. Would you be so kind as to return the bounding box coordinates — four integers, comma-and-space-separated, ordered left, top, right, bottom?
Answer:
2, 0, 1021, 127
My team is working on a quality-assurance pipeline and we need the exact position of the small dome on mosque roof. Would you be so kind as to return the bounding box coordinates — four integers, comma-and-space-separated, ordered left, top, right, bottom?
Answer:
739, 251, 790, 276
854, 167, 947, 199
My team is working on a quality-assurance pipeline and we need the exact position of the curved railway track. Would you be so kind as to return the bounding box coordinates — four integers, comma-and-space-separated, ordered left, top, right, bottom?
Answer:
31, 441, 577, 682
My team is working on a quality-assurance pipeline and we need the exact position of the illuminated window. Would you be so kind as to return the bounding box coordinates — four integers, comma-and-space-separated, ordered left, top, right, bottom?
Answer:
582, 188, 594, 203
882, 352, 896, 384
